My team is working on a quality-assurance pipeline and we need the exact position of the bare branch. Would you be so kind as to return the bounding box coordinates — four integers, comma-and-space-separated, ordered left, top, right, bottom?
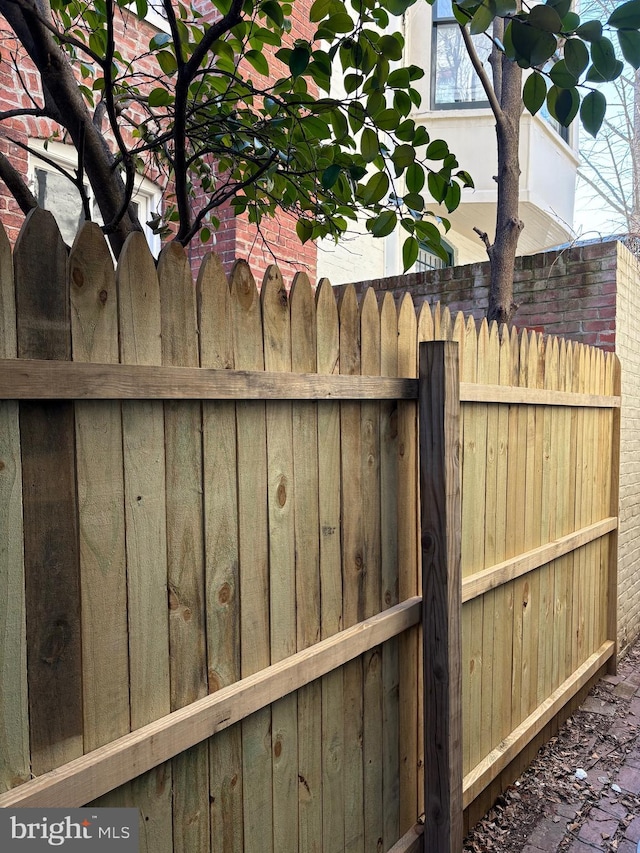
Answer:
0, 149, 37, 213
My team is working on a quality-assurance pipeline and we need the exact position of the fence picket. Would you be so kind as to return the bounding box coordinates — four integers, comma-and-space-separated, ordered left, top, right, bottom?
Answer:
290, 272, 322, 853
198, 252, 243, 853
0, 219, 29, 792
230, 260, 272, 853
117, 232, 172, 852
69, 223, 129, 754
262, 266, 298, 853
158, 243, 209, 853
339, 285, 365, 853
397, 293, 419, 831
380, 292, 400, 845
315, 278, 344, 853
15, 209, 83, 775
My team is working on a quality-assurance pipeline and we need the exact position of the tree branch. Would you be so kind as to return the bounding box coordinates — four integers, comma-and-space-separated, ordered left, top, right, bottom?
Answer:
0, 148, 37, 213
459, 23, 503, 122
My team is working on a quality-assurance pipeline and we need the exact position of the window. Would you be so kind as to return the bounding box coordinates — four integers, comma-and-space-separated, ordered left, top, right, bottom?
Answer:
432, 0, 491, 108
414, 239, 454, 272
28, 140, 162, 254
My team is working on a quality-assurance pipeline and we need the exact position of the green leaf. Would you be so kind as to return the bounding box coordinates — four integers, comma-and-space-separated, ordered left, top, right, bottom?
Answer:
402, 236, 419, 272
322, 164, 341, 189
426, 139, 449, 160
545, 0, 571, 19
444, 181, 461, 213
495, 0, 517, 15
150, 32, 171, 49
148, 87, 172, 106
511, 19, 558, 65
618, 29, 640, 69
135, 0, 148, 19
392, 144, 415, 169
156, 50, 177, 75
562, 12, 580, 31
547, 85, 579, 125
361, 128, 379, 162
564, 39, 589, 77
427, 171, 448, 204
549, 59, 578, 88
608, 0, 640, 29
470, 2, 494, 36
370, 210, 397, 238
246, 49, 269, 76
529, 4, 563, 32
289, 46, 310, 77
455, 170, 474, 188
403, 192, 424, 211
375, 108, 400, 131
309, 0, 331, 22
406, 162, 425, 193
591, 37, 622, 81
575, 20, 603, 41
363, 172, 390, 204
378, 34, 404, 61
296, 218, 313, 242
523, 71, 547, 115
580, 89, 606, 137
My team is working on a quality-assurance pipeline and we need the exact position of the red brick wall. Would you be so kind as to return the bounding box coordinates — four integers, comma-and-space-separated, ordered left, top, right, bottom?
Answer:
344, 241, 619, 351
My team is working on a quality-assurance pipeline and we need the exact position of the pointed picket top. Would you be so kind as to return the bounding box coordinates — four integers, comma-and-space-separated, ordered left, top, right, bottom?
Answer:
15, 207, 70, 360
558, 338, 568, 393
290, 272, 316, 374
230, 259, 263, 371
476, 318, 490, 384
416, 300, 433, 343
0, 220, 15, 359
517, 329, 529, 388
360, 287, 380, 376
545, 336, 559, 392
449, 311, 465, 378
508, 326, 520, 386
197, 252, 233, 370
440, 305, 452, 341
261, 265, 291, 372
380, 292, 398, 378
525, 330, 538, 390
339, 284, 360, 377
397, 291, 417, 378
116, 231, 161, 366
499, 323, 512, 387
604, 350, 614, 396
486, 321, 500, 386
157, 242, 198, 369
432, 301, 441, 340
315, 278, 339, 376
461, 314, 476, 384
69, 223, 117, 364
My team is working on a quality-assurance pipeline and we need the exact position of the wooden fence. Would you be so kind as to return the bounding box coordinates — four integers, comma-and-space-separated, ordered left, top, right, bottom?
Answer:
0, 209, 620, 853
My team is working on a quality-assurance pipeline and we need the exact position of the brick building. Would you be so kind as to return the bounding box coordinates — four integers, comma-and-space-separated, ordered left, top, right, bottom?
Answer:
0, 2, 317, 284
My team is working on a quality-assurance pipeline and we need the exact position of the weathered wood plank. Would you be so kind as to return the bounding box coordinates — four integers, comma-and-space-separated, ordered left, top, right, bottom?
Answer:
0, 358, 417, 400
262, 266, 298, 853
420, 341, 463, 853
360, 288, 384, 853
117, 231, 172, 853
0, 218, 29, 792
231, 260, 272, 853
397, 293, 419, 832
315, 278, 345, 853
69, 223, 129, 753
290, 273, 322, 853
15, 208, 84, 775
380, 291, 400, 847
339, 285, 365, 853
198, 252, 243, 852
158, 243, 209, 853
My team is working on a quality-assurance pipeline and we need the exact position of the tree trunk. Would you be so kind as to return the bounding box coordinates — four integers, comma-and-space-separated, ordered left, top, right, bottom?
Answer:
486, 54, 523, 324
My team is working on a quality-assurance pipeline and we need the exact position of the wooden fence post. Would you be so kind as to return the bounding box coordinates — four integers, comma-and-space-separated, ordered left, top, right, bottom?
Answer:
419, 341, 463, 853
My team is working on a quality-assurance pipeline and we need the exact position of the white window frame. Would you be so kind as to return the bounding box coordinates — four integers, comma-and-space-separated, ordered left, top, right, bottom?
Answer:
28, 139, 163, 256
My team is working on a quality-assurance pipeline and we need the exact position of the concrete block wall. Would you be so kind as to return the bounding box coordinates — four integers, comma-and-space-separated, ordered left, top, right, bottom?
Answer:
344, 240, 640, 654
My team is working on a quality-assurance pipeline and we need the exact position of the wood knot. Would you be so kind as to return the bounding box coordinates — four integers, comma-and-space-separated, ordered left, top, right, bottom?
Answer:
72, 268, 84, 289
274, 738, 283, 759
218, 582, 232, 605
277, 478, 287, 507
99, 289, 108, 305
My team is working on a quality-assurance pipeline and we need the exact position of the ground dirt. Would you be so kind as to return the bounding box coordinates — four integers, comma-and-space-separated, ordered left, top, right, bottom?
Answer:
463, 639, 640, 853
